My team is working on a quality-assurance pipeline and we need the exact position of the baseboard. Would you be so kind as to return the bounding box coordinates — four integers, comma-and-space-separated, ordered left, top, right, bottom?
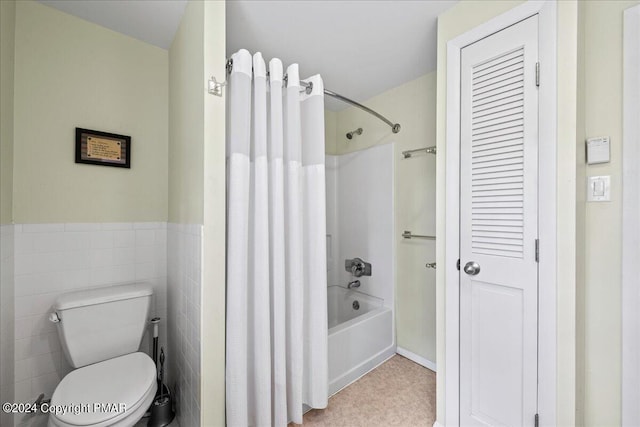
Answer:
433, 421, 444, 427
396, 346, 437, 372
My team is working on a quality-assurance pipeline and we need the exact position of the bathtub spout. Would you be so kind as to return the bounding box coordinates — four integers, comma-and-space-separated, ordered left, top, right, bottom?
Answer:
348, 280, 361, 289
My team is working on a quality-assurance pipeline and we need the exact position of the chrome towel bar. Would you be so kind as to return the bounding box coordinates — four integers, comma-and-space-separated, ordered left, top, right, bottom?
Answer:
402, 146, 436, 158
402, 230, 436, 240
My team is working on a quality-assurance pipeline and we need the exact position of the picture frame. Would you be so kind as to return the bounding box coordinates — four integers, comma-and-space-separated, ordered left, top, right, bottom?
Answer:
75, 127, 131, 168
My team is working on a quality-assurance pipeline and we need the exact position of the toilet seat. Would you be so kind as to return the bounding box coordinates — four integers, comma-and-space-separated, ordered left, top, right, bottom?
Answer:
48, 352, 157, 427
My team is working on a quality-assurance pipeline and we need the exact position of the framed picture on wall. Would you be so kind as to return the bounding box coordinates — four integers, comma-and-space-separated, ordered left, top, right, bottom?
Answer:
75, 127, 131, 168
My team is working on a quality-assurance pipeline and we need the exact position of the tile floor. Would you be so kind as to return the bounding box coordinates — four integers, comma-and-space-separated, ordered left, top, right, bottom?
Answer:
294, 354, 436, 427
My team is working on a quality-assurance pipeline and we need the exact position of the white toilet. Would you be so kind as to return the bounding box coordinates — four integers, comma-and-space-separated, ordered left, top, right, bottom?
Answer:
48, 283, 157, 427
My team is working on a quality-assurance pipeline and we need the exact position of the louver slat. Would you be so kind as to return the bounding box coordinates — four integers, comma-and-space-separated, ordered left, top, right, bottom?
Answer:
471, 47, 526, 258
473, 140, 523, 155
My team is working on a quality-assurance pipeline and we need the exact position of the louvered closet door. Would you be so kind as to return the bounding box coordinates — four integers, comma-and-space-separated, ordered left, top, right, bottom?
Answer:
459, 15, 539, 427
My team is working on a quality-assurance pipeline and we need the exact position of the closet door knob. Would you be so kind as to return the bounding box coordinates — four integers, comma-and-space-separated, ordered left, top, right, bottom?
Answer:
463, 261, 480, 276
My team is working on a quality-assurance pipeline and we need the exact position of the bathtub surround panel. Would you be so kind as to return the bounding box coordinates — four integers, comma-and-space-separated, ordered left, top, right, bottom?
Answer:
167, 223, 202, 427
333, 143, 395, 308
325, 156, 340, 288
11, 222, 167, 426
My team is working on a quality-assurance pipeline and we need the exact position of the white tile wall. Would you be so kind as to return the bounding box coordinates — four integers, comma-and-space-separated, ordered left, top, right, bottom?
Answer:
167, 223, 202, 427
11, 222, 167, 427
1, 224, 16, 427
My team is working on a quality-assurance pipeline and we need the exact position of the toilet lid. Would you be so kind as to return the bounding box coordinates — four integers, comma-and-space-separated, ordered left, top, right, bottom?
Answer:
51, 352, 156, 426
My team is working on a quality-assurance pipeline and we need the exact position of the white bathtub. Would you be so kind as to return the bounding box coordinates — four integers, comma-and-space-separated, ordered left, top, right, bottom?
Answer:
327, 285, 395, 395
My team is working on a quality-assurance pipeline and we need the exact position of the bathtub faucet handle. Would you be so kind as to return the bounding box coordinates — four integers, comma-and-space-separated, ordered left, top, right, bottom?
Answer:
345, 257, 372, 277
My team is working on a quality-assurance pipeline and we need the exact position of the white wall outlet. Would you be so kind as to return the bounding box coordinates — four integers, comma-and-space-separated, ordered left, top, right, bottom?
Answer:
587, 175, 611, 202
586, 136, 610, 164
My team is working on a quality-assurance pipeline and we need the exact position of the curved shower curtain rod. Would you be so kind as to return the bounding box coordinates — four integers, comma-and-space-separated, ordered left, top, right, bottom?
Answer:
301, 82, 401, 134
226, 58, 401, 134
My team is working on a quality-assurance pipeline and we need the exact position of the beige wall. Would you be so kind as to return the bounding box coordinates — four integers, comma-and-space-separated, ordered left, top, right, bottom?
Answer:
325, 109, 338, 155
555, 4, 579, 424
168, 1, 204, 225
168, 0, 227, 424
12, 1, 168, 224
1, 0, 15, 225
575, 4, 587, 424
435, 1, 579, 425
578, 1, 639, 425
169, 1, 226, 426
329, 73, 438, 363
202, 1, 227, 425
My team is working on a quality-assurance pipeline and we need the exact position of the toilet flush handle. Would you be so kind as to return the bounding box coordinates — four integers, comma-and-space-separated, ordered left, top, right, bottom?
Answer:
49, 312, 60, 323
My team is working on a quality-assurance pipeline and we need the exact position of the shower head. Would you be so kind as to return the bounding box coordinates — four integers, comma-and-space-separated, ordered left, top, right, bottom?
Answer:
346, 128, 363, 140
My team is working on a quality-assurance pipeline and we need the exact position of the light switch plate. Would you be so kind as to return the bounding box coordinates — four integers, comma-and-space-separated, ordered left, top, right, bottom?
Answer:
587, 175, 611, 202
586, 136, 610, 164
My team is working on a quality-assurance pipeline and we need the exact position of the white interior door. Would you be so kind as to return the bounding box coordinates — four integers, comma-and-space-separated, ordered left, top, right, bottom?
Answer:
459, 15, 539, 427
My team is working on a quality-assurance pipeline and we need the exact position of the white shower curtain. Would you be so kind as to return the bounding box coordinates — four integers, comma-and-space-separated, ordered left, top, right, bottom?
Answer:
226, 49, 328, 427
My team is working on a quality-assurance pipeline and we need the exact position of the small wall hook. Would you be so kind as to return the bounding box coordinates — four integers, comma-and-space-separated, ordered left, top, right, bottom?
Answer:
208, 76, 226, 97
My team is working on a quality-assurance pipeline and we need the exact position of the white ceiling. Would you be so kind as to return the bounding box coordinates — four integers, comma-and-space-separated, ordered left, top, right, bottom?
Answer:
38, 0, 188, 49
39, 0, 457, 111
227, 0, 457, 110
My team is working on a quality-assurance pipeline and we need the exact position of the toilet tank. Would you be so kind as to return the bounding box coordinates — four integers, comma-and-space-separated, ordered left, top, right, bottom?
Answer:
52, 283, 153, 368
